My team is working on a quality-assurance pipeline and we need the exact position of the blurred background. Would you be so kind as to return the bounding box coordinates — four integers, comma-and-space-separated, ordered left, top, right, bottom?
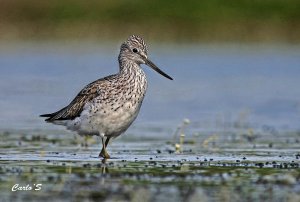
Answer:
0, 0, 300, 42
0, 0, 299, 131
1, 0, 300, 42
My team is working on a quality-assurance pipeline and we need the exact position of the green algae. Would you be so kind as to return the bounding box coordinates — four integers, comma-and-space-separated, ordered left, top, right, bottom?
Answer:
0, 127, 299, 201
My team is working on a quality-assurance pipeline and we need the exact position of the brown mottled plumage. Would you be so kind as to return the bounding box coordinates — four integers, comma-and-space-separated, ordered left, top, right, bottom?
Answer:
41, 35, 173, 159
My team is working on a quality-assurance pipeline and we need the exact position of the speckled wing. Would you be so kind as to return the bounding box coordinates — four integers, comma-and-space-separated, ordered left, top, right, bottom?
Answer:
40, 77, 109, 122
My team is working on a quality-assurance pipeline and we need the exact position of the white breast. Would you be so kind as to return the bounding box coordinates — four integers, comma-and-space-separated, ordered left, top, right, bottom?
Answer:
66, 68, 147, 137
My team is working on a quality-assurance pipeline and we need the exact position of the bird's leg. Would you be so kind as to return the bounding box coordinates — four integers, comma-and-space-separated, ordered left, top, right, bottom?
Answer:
105, 137, 111, 148
99, 137, 111, 159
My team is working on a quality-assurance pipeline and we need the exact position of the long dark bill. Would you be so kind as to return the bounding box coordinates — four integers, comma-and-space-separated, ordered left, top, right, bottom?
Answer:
145, 59, 173, 80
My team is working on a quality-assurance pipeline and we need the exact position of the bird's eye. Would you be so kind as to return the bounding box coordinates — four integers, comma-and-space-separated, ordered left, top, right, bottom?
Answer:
132, 48, 138, 53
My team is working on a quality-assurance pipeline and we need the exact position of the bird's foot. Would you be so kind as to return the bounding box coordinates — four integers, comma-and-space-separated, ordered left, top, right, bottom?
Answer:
99, 149, 110, 159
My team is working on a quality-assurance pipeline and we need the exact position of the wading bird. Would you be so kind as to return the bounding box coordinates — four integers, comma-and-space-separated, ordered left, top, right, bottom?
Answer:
40, 35, 173, 158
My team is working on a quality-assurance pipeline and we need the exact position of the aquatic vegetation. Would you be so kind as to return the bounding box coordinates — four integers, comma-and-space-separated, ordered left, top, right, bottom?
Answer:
173, 118, 190, 153
0, 125, 299, 201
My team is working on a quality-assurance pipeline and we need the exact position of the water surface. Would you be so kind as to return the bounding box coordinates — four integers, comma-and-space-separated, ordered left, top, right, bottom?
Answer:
0, 42, 299, 201
0, 43, 300, 131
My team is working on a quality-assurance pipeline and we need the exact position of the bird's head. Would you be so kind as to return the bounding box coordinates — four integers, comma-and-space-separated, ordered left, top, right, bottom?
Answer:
119, 35, 173, 80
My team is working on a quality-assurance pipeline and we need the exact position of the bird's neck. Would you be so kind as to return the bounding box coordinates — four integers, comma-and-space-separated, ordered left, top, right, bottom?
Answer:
118, 57, 141, 75
118, 57, 147, 90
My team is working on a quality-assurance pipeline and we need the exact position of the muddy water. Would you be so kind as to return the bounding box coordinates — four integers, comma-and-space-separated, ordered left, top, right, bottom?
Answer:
0, 126, 299, 202
0, 43, 300, 201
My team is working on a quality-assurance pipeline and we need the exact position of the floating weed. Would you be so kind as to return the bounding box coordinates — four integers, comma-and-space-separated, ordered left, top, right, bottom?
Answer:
173, 118, 190, 153
202, 134, 219, 149
40, 151, 46, 157
0, 126, 300, 201
241, 128, 260, 143
0, 157, 299, 201
82, 135, 97, 148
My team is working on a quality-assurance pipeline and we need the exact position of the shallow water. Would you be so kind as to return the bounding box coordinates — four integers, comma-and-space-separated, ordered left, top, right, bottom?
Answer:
0, 129, 299, 202
0, 42, 300, 201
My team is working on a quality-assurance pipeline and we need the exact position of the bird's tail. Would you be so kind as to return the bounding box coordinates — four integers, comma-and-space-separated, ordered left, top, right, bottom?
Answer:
40, 106, 68, 122
40, 113, 53, 117
40, 113, 56, 122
